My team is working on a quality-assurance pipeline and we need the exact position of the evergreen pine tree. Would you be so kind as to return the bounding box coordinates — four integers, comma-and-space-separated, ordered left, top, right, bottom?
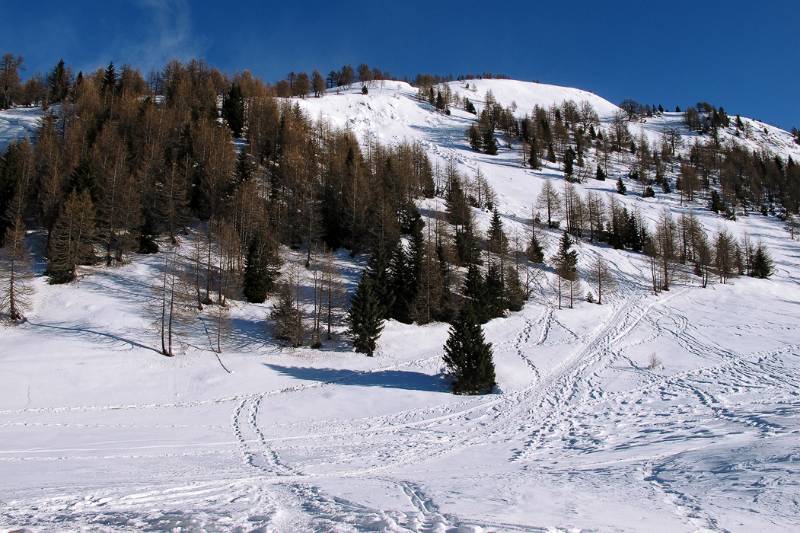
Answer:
553, 231, 578, 309
442, 309, 496, 395
271, 283, 304, 347
463, 263, 488, 322
528, 136, 540, 169
468, 124, 482, 151
563, 146, 575, 178
348, 273, 384, 356
243, 232, 280, 303
464, 98, 476, 114
596, 165, 606, 181
749, 243, 773, 279
547, 143, 557, 163
504, 266, 525, 312
484, 263, 505, 318
222, 83, 245, 137
616, 176, 627, 195
487, 208, 507, 255
482, 127, 498, 155
527, 225, 545, 263
47, 190, 96, 284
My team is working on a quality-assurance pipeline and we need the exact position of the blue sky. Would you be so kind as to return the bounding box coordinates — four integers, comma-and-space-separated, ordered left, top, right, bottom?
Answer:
1, 0, 797, 128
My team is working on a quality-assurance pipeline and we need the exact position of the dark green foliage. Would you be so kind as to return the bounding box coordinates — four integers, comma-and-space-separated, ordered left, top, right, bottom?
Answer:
222, 83, 245, 137
553, 231, 578, 282
547, 143, 556, 163
616, 176, 627, 195
563, 146, 575, 178
482, 127, 498, 155
528, 136, 540, 169
455, 219, 480, 266
271, 285, 304, 347
388, 239, 414, 323
504, 266, 525, 312
487, 208, 506, 255
749, 243, 773, 279
348, 274, 384, 356
527, 229, 545, 264
643, 186, 655, 198
243, 232, 280, 303
709, 190, 724, 213
442, 309, 496, 395
361, 85, 369, 95
468, 124, 481, 151
595, 165, 606, 181
464, 98, 476, 114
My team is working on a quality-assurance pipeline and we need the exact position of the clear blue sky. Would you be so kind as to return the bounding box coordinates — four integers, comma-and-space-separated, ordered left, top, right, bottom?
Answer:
2, 0, 797, 129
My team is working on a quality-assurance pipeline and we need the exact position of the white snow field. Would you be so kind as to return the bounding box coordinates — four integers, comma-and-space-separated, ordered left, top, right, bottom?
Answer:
2, 81, 800, 532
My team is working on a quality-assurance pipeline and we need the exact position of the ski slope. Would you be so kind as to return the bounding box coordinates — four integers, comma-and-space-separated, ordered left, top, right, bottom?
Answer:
2, 80, 800, 532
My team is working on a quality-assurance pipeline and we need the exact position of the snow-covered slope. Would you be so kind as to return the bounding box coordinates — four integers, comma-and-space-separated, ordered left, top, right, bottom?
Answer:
2, 81, 800, 532
0, 106, 43, 151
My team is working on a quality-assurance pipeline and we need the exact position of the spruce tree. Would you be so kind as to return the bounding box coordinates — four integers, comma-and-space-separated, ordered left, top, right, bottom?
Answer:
504, 266, 525, 312
222, 83, 245, 138
563, 146, 575, 179
482, 128, 498, 155
468, 124, 481, 151
463, 263, 488, 322
616, 176, 627, 195
528, 136, 540, 169
596, 165, 606, 181
271, 283, 304, 347
388, 239, 414, 323
553, 231, 578, 309
527, 225, 545, 263
442, 309, 496, 395
464, 98, 476, 114
47, 190, 96, 284
348, 273, 384, 356
487, 208, 507, 255
749, 243, 773, 279
484, 263, 505, 318
547, 143, 557, 163
243, 232, 280, 303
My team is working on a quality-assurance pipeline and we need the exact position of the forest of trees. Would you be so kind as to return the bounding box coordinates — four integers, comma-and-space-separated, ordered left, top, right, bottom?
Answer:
0, 53, 784, 393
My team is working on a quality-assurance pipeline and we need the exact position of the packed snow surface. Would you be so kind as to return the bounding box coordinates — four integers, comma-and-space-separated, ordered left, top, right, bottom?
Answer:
2, 81, 800, 532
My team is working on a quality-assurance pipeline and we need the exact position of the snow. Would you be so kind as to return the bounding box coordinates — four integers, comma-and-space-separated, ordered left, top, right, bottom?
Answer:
2, 81, 800, 532
0, 106, 43, 151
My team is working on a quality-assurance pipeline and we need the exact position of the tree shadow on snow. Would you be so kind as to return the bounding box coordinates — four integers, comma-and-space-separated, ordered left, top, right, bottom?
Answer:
263, 363, 450, 392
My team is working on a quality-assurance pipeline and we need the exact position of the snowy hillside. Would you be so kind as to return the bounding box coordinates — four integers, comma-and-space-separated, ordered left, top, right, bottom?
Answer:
0, 106, 42, 151
2, 79, 800, 532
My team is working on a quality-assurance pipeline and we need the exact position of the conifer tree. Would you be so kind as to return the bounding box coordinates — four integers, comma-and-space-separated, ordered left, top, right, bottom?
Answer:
552, 231, 578, 309
47, 190, 96, 284
563, 146, 575, 179
271, 280, 304, 347
485, 263, 505, 318
463, 263, 488, 322
464, 98, 476, 114
482, 127, 498, 155
504, 265, 525, 312
348, 273, 384, 356
749, 243, 773, 279
468, 124, 481, 151
527, 224, 545, 263
528, 135, 540, 169
442, 309, 496, 395
1, 214, 32, 322
596, 165, 606, 181
243, 231, 280, 303
487, 208, 507, 255
547, 143, 556, 163
222, 83, 245, 137
616, 176, 627, 195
